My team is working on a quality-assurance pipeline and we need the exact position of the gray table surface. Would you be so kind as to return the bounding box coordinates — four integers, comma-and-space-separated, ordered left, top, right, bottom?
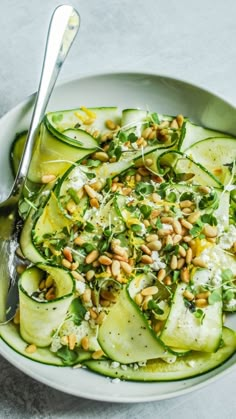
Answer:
0, 0, 236, 417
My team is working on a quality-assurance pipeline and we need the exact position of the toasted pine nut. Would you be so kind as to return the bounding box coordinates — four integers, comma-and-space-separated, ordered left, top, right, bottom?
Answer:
111, 260, 120, 277
63, 247, 73, 262
141, 244, 152, 255
195, 291, 211, 299
170, 119, 179, 129
161, 217, 173, 224
85, 249, 99, 264
158, 227, 173, 236
137, 167, 149, 176
173, 234, 182, 245
82, 288, 92, 303
92, 151, 109, 162
89, 308, 98, 319
45, 287, 55, 300
71, 261, 79, 271
25, 344, 37, 354
157, 268, 166, 282
71, 271, 84, 281
173, 219, 182, 234
105, 119, 117, 130
178, 245, 186, 257
41, 174, 56, 184
142, 127, 153, 139
181, 267, 190, 283
177, 258, 185, 269
146, 240, 162, 251
186, 248, 193, 264
203, 225, 218, 238
68, 334, 77, 350
179, 200, 193, 209
84, 184, 99, 199
74, 236, 85, 246
142, 295, 153, 310
90, 197, 100, 208
145, 158, 153, 167
170, 255, 178, 270
163, 275, 172, 286
90, 181, 103, 191
141, 255, 153, 264
182, 207, 192, 215
16, 264, 26, 274
81, 336, 89, 351
183, 290, 195, 301
195, 298, 208, 308
86, 270, 95, 281
153, 320, 163, 334
66, 201, 77, 214
187, 211, 201, 224
45, 275, 54, 288
141, 286, 158, 296
39, 279, 46, 290
92, 350, 104, 359
198, 185, 211, 194
120, 261, 133, 274
122, 187, 132, 196
183, 235, 192, 243
100, 290, 116, 302
96, 311, 106, 325
98, 255, 112, 265
60, 335, 69, 345
135, 173, 142, 182
134, 293, 143, 305
176, 114, 184, 127
152, 192, 162, 203
180, 219, 193, 230
165, 235, 173, 246
192, 257, 207, 268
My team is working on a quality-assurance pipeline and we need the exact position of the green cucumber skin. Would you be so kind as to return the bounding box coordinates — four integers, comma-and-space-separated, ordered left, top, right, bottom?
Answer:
84, 327, 236, 381
179, 121, 230, 151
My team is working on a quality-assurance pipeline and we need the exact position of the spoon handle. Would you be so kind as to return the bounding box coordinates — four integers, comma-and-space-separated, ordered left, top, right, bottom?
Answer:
12, 5, 80, 193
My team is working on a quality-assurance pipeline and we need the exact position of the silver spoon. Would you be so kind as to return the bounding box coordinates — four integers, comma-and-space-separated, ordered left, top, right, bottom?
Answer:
0, 5, 80, 323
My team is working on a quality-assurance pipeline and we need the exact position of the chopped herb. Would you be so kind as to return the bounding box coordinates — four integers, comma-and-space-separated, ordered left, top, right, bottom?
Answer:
130, 224, 142, 234
140, 204, 152, 219
135, 182, 154, 196
128, 132, 138, 143
201, 213, 217, 226
69, 297, 87, 325
147, 299, 164, 314
222, 269, 234, 283
194, 309, 205, 324
156, 217, 163, 229
85, 222, 95, 232
208, 289, 221, 305
56, 346, 78, 365
68, 188, 80, 204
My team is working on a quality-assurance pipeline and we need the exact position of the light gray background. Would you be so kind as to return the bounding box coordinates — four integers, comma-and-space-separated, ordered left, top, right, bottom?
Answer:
0, 0, 236, 417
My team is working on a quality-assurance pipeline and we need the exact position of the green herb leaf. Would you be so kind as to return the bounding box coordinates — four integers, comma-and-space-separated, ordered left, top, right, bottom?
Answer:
140, 204, 152, 219
194, 309, 205, 324
147, 299, 164, 314
201, 213, 217, 226
85, 222, 95, 232
208, 289, 221, 305
86, 159, 102, 168
56, 346, 78, 365
130, 224, 142, 234
135, 182, 154, 196
68, 188, 80, 204
69, 297, 87, 325
221, 269, 234, 283
223, 289, 235, 302
128, 132, 138, 143
156, 217, 163, 229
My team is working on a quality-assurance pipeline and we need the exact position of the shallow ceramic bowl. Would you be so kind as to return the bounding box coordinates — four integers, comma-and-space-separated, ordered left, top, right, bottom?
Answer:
0, 72, 235, 402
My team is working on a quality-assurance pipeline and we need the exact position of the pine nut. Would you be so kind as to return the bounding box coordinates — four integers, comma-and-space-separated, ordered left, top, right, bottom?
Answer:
90, 198, 100, 208
86, 270, 95, 281
45, 275, 54, 288
134, 293, 143, 305
176, 114, 184, 127
90, 181, 103, 191
71, 261, 79, 271
157, 268, 166, 282
89, 308, 98, 319
120, 261, 133, 274
39, 279, 46, 290
45, 287, 55, 300
166, 235, 173, 246
82, 288, 92, 303
161, 217, 174, 224
183, 290, 195, 301
141, 244, 152, 255
41, 174, 56, 184
60, 335, 69, 345
92, 151, 109, 162
187, 211, 201, 224
111, 260, 120, 277
81, 336, 89, 351
182, 207, 192, 215
163, 275, 172, 286
178, 245, 186, 257
203, 225, 218, 238
192, 257, 207, 268
152, 193, 162, 203
66, 201, 77, 214
179, 200, 193, 209
122, 187, 132, 196
195, 298, 208, 308
100, 290, 117, 302
138, 167, 150, 176
85, 250, 99, 264
13, 308, 20, 325
111, 244, 127, 257
180, 219, 193, 230
181, 267, 190, 283
173, 219, 182, 234
68, 334, 77, 350
186, 248, 193, 264
170, 119, 179, 129
71, 271, 84, 281
183, 235, 192, 243
141, 255, 153, 264
98, 255, 112, 265
63, 247, 73, 262
195, 291, 211, 299
135, 173, 142, 182
92, 350, 104, 359
198, 186, 211, 194
141, 286, 158, 296
158, 227, 173, 236
145, 158, 153, 167
74, 236, 85, 246
153, 320, 163, 334
142, 127, 153, 139
100, 298, 111, 307
173, 234, 182, 244
142, 295, 153, 310
25, 344, 37, 354
177, 258, 185, 269
96, 311, 106, 325
170, 255, 178, 270
84, 184, 99, 199
105, 119, 117, 130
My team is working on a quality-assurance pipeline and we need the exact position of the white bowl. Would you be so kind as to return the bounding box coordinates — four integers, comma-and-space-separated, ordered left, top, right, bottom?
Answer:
0, 72, 235, 402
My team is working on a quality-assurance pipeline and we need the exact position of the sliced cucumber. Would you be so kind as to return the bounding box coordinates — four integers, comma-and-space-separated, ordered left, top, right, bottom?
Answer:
46, 107, 121, 135
185, 137, 236, 185
161, 270, 223, 352
19, 264, 75, 347
84, 327, 236, 381
28, 123, 98, 183
20, 209, 46, 263
98, 286, 173, 364
179, 121, 229, 151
